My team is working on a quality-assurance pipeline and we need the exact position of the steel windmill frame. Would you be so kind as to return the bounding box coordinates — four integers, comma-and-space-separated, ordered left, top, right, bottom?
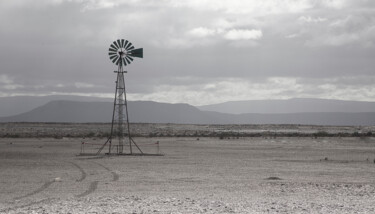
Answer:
97, 39, 143, 155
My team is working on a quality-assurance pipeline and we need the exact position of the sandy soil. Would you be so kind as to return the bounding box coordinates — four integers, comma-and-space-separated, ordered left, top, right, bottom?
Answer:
0, 136, 374, 213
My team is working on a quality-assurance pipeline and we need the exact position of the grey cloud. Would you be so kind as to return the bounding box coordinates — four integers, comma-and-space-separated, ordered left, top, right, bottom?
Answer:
0, 0, 374, 104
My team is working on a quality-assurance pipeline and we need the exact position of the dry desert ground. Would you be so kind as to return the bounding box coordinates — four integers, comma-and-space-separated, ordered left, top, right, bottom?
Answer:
0, 123, 375, 213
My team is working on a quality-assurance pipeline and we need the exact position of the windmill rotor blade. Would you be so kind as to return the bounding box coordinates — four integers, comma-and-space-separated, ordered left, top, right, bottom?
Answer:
109, 55, 118, 60
122, 58, 127, 66
128, 48, 143, 58
111, 55, 119, 61
110, 44, 118, 50
110, 56, 118, 62
126, 45, 134, 51
115, 57, 122, 65
125, 57, 131, 65
126, 56, 134, 61
109, 47, 117, 53
112, 56, 119, 64
112, 41, 119, 49
116, 40, 122, 49
125, 42, 132, 50
112, 42, 118, 49
121, 39, 125, 48
109, 52, 117, 57
124, 40, 129, 49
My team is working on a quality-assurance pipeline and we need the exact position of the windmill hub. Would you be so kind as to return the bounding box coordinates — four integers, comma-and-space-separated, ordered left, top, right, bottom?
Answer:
118, 48, 127, 57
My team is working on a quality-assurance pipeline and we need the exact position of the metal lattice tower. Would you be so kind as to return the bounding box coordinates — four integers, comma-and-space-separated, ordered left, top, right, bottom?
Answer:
97, 39, 143, 155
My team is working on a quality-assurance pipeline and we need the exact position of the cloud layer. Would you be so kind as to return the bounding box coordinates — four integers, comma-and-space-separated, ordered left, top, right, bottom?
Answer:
0, 0, 374, 105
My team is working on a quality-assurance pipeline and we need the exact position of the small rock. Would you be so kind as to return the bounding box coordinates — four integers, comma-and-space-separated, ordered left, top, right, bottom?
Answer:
54, 177, 62, 182
265, 176, 282, 180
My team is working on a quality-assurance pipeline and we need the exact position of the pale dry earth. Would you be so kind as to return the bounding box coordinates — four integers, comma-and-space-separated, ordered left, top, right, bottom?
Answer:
0, 134, 375, 213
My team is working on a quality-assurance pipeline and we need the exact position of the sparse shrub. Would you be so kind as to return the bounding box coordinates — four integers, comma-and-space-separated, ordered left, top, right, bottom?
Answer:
54, 135, 63, 139
315, 131, 329, 137
352, 132, 360, 137
7, 133, 20, 138
99, 132, 110, 138
86, 132, 96, 138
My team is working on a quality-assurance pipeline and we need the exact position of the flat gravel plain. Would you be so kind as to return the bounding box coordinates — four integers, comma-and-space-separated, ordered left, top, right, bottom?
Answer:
0, 125, 375, 213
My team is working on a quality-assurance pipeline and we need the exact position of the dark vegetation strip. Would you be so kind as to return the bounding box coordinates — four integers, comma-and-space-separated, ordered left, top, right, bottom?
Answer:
2, 131, 373, 138
1, 122, 373, 138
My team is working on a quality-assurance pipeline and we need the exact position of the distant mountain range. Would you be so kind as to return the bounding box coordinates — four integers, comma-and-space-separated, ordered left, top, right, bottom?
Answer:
0, 95, 112, 117
0, 96, 374, 125
0, 100, 220, 123
197, 98, 375, 114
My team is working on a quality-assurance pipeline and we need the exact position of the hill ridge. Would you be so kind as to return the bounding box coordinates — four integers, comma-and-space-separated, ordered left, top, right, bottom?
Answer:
1, 99, 375, 126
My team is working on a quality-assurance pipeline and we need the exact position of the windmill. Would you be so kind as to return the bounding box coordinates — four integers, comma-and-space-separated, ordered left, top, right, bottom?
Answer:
97, 39, 143, 155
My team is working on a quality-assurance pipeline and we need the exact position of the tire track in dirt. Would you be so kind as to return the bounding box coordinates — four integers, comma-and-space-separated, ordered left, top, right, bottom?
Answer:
1, 198, 53, 212
11, 160, 72, 201
13, 181, 54, 200
74, 161, 118, 198
75, 181, 98, 198
93, 162, 119, 181
69, 162, 87, 182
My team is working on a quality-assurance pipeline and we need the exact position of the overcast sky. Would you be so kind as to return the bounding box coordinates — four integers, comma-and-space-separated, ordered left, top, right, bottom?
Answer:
0, 0, 374, 105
